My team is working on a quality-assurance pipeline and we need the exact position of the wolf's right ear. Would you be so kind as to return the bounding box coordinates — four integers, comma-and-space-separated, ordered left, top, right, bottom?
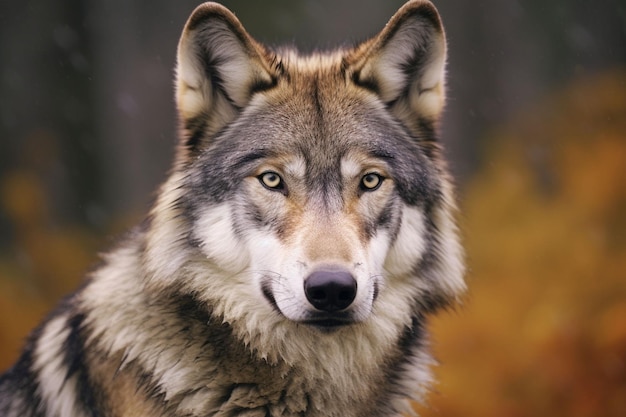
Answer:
176, 2, 277, 150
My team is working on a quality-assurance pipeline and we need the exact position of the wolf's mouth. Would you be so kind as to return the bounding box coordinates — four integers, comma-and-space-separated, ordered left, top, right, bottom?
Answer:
300, 311, 356, 331
301, 318, 352, 330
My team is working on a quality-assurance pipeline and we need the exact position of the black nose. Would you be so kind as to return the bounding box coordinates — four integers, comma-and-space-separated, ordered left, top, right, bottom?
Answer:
304, 269, 357, 312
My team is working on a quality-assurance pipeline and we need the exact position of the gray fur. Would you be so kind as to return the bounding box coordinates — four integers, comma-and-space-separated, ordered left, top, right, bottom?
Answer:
0, 1, 465, 416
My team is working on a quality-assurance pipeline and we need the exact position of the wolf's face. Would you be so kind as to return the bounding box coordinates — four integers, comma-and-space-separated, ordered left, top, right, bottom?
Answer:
145, 1, 465, 335
185, 77, 444, 329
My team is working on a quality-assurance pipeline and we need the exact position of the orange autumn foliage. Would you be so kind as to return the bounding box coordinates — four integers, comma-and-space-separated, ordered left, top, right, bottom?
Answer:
0, 170, 100, 369
417, 69, 626, 417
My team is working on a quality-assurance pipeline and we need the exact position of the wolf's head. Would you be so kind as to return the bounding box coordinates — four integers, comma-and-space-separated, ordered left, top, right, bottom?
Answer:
145, 0, 464, 353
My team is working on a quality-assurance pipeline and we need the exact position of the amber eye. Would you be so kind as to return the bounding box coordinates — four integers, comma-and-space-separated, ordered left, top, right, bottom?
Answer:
259, 171, 284, 191
360, 173, 384, 191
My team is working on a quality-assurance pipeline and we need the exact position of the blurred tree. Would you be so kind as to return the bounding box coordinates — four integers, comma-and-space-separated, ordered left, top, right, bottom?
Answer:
0, 0, 99, 231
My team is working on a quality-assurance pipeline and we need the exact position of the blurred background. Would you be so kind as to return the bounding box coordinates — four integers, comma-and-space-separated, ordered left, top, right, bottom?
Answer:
0, 0, 624, 415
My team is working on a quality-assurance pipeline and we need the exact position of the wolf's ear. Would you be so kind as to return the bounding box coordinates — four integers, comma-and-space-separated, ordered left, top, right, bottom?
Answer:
176, 2, 276, 149
350, 0, 446, 129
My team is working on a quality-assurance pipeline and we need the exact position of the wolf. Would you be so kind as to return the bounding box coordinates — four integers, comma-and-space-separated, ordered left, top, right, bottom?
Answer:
0, 1, 465, 416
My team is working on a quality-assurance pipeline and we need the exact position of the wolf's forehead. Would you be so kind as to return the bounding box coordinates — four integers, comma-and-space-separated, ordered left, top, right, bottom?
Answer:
244, 83, 404, 173
275, 151, 379, 178
256, 80, 390, 145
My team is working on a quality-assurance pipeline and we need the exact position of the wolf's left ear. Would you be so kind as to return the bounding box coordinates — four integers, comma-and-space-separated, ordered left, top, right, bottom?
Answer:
350, 0, 447, 129
175, 2, 277, 150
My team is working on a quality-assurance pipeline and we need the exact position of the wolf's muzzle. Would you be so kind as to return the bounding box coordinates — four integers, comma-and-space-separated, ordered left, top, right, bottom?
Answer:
304, 268, 357, 312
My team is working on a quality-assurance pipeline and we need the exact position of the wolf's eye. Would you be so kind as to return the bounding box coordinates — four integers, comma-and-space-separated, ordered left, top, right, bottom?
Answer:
259, 171, 284, 191
360, 173, 384, 191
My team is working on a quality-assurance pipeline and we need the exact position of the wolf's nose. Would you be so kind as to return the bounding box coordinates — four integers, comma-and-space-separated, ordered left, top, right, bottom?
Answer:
304, 269, 357, 312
